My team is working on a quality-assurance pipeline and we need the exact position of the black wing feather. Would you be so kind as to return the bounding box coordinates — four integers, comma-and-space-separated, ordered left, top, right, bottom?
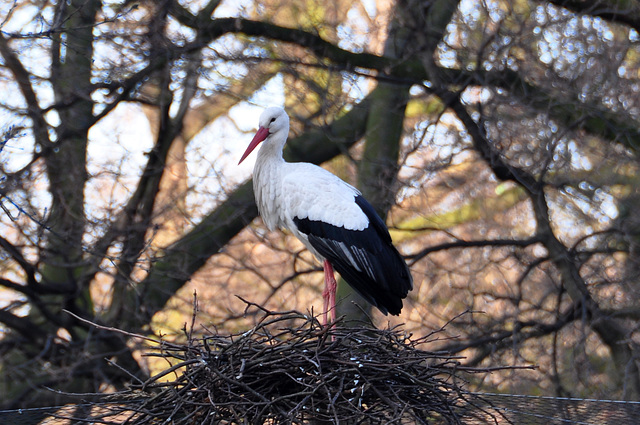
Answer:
293, 195, 412, 315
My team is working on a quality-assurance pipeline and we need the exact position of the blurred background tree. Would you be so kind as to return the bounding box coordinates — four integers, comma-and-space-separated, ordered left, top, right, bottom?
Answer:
1, 0, 640, 415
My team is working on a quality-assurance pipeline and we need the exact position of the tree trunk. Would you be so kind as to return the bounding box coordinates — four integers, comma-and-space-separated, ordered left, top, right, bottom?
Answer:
336, 0, 457, 323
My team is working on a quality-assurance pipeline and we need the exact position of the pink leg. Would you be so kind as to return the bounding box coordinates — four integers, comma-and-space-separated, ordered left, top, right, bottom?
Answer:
322, 259, 337, 326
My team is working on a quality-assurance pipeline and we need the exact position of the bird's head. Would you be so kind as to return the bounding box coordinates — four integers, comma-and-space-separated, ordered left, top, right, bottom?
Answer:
238, 107, 289, 164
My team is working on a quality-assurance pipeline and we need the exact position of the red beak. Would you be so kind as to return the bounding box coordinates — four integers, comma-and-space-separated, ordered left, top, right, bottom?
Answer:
238, 126, 270, 164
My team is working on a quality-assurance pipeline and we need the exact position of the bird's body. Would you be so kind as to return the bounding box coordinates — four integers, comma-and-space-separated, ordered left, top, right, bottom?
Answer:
239, 107, 412, 322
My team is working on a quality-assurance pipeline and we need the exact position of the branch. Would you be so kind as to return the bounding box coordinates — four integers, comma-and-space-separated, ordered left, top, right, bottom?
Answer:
542, 0, 640, 34
62, 309, 163, 345
179, 61, 280, 142
477, 69, 640, 152
408, 236, 542, 264
89, 53, 171, 128
170, 12, 426, 82
0, 236, 37, 287
0, 277, 34, 297
0, 308, 48, 341
447, 85, 640, 395
446, 87, 597, 304
440, 304, 580, 364
0, 33, 52, 148
0, 277, 71, 330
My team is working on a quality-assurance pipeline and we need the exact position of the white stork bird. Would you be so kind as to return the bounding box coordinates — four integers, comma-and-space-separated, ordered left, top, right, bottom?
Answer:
238, 107, 412, 324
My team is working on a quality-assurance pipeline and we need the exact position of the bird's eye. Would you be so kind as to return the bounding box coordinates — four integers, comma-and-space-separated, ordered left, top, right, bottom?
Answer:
270, 118, 276, 123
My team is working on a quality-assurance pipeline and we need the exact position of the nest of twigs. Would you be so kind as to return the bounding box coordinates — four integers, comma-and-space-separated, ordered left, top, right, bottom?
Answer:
53, 303, 509, 424
108, 304, 502, 424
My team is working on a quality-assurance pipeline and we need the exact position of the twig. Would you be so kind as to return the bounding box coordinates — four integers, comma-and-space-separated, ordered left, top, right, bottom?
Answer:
62, 309, 162, 344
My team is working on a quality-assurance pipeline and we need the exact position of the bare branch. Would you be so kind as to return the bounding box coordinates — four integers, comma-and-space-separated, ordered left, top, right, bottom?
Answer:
0, 33, 52, 148
542, 0, 640, 33
0, 308, 48, 341
0, 236, 37, 287
408, 236, 542, 265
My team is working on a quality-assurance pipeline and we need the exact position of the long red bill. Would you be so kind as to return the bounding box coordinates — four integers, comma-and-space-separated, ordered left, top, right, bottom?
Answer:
238, 126, 269, 164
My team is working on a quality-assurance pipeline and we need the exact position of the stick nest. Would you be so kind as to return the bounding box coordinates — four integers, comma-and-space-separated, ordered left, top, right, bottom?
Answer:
93, 305, 500, 425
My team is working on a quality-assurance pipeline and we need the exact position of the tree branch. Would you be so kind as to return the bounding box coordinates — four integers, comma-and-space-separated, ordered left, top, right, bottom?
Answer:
0, 33, 52, 148
447, 87, 640, 397
477, 69, 640, 152
542, 0, 640, 34
0, 309, 48, 341
407, 236, 542, 265
440, 304, 580, 366
171, 13, 425, 81
0, 236, 37, 287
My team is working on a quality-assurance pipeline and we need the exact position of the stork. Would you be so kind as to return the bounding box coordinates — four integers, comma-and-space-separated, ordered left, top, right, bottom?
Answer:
238, 107, 412, 324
